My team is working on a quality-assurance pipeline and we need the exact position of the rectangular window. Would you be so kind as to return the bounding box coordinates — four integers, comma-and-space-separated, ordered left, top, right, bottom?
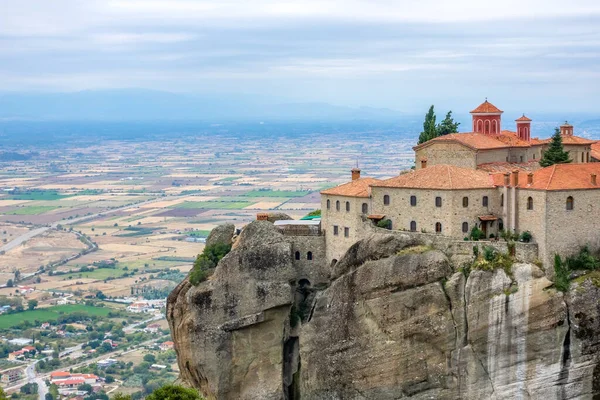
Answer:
333, 225, 339, 235
344, 227, 350, 237
435, 197, 442, 207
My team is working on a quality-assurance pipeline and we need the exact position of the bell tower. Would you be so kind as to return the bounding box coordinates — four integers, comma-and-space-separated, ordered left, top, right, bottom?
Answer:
470, 99, 503, 135
515, 114, 532, 141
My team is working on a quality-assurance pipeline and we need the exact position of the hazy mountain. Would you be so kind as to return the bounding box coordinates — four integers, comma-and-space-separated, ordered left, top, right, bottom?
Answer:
0, 89, 401, 122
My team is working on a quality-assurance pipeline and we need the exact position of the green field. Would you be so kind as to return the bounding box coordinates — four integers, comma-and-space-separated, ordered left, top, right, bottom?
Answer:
174, 201, 255, 210
0, 305, 113, 329
243, 190, 310, 198
188, 230, 211, 237
5, 206, 60, 215
7, 191, 73, 201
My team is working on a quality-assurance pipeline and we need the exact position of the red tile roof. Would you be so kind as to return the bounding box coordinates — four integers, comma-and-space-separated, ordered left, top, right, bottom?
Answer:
539, 135, 596, 145
477, 161, 540, 173
470, 100, 503, 114
414, 132, 529, 150
320, 177, 382, 198
516, 115, 532, 122
372, 165, 496, 190
592, 142, 600, 161
494, 163, 600, 191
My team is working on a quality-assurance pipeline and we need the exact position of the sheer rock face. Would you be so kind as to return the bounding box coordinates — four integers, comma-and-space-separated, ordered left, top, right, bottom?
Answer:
168, 230, 600, 400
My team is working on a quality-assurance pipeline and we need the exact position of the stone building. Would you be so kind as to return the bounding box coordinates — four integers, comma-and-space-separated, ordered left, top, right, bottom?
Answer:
414, 101, 595, 170
320, 100, 600, 269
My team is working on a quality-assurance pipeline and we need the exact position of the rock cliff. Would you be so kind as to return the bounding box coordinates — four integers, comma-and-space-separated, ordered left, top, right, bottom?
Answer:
167, 223, 600, 400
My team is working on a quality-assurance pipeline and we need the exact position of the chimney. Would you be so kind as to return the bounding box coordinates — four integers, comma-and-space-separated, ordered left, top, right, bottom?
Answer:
560, 121, 574, 136
512, 170, 519, 187
351, 168, 361, 181
504, 172, 511, 186
256, 213, 268, 221
527, 173, 533, 185
421, 158, 428, 169
592, 174, 597, 185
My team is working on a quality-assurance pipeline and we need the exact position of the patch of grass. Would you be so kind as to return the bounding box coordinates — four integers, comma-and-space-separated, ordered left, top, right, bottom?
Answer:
5, 206, 60, 215
0, 305, 112, 329
242, 190, 310, 198
572, 270, 600, 288
397, 245, 432, 256
188, 230, 211, 238
173, 201, 255, 210
7, 190, 73, 201
154, 256, 196, 262
66, 267, 129, 280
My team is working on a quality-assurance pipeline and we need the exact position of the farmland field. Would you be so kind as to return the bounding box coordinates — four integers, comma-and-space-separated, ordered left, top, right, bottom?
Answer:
4, 205, 60, 215
243, 190, 311, 197
173, 201, 256, 210
0, 304, 113, 329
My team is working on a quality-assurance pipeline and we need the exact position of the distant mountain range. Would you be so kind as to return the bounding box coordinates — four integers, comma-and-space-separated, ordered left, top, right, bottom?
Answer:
0, 89, 401, 122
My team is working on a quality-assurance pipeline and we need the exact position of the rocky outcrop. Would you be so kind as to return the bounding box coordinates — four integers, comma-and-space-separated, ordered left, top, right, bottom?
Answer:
168, 229, 600, 399
205, 223, 235, 247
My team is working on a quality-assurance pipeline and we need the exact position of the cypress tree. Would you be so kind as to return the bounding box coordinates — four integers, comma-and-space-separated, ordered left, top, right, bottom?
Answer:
539, 128, 571, 167
418, 105, 437, 144
436, 111, 460, 136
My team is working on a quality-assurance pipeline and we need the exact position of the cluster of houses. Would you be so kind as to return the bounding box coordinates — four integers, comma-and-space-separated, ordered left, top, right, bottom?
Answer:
125, 299, 166, 314
7, 345, 36, 361
50, 371, 102, 396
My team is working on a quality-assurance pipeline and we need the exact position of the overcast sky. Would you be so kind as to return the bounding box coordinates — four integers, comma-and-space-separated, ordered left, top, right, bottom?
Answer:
2, 0, 600, 113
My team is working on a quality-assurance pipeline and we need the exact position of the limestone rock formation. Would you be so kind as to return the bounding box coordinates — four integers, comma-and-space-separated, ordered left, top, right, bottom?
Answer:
205, 223, 235, 248
168, 229, 600, 400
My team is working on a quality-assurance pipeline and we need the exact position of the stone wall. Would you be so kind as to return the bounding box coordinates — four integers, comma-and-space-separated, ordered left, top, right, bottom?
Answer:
321, 194, 372, 263
370, 186, 501, 238
369, 226, 539, 267
415, 142, 476, 170
288, 235, 328, 284
544, 189, 600, 266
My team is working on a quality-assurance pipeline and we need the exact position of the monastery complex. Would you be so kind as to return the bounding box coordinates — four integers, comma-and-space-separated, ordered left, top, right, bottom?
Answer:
320, 100, 600, 269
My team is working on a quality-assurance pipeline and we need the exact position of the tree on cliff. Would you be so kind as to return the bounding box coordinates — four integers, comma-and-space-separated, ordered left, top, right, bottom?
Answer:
418, 106, 460, 144
540, 128, 571, 167
145, 385, 203, 400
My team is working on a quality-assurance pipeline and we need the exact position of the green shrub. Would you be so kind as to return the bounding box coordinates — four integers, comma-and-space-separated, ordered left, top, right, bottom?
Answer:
145, 385, 203, 400
189, 243, 232, 286
472, 246, 479, 258
554, 254, 570, 292
469, 226, 485, 241
519, 231, 532, 243
483, 246, 496, 262
307, 209, 321, 217
565, 246, 599, 271
377, 219, 391, 229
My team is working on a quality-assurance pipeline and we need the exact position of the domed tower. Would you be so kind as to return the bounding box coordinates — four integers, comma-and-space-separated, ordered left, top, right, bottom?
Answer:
470, 99, 503, 135
560, 121, 574, 136
515, 114, 532, 141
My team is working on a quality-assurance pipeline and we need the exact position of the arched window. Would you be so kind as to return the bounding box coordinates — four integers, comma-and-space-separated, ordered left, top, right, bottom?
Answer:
462, 197, 469, 207
326, 199, 330, 210
462, 222, 469, 233
435, 197, 442, 207
482, 196, 489, 207
361, 203, 368, 214
435, 222, 442, 233
336, 201, 340, 211
410, 221, 417, 232
295, 251, 300, 260
307, 251, 313, 261
345, 201, 350, 212
501, 194, 504, 207
410, 195, 417, 206
383, 195, 390, 205
527, 196, 533, 210
582, 153, 585, 163
566, 196, 574, 210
